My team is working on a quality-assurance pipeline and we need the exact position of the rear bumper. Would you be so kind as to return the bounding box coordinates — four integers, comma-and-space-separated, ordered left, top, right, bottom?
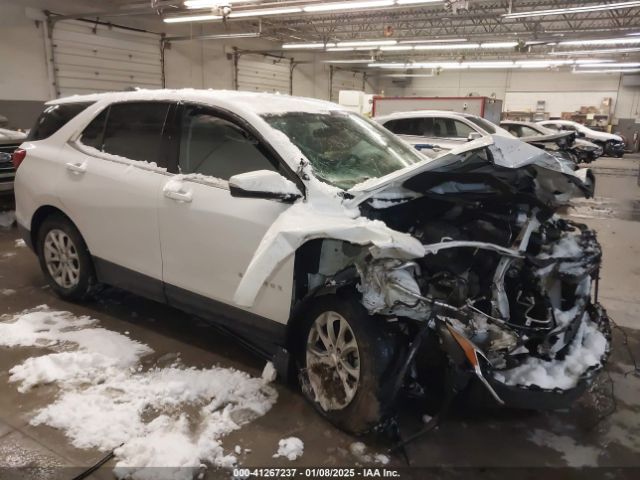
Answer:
472, 304, 611, 410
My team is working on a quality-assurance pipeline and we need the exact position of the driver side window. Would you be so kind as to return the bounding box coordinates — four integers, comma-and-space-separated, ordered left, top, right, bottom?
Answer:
178, 106, 277, 179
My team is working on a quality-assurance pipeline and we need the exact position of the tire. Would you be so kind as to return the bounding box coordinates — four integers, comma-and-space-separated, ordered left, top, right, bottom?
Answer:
294, 294, 396, 434
36, 214, 95, 301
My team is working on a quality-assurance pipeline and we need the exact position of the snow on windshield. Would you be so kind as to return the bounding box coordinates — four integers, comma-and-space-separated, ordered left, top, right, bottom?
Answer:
262, 111, 424, 190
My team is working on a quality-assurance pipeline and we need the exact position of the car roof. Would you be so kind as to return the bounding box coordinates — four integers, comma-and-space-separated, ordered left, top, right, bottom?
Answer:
47, 89, 347, 116
500, 120, 535, 126
376, 110, 478, 121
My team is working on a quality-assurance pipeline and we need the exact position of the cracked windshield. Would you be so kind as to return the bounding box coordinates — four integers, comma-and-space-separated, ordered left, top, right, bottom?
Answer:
262, 111, 425, 189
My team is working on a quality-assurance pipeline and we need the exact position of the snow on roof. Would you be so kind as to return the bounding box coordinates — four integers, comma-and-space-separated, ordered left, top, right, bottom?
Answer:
375, 110, 478, 120
48, 89, 346, 116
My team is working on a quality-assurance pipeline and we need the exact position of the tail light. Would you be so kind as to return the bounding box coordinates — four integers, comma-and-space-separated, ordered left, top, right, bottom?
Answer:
11, 148, 26, 169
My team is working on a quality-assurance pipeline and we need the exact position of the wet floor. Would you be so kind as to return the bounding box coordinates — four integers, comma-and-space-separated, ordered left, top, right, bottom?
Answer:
0, 156, 639, 479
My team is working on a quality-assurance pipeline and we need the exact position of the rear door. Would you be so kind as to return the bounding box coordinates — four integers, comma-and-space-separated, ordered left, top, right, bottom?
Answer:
58, 101, 173, 300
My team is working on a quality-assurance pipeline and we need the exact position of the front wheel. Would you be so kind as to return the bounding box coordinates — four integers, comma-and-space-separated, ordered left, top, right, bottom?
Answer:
295, 295, 396, 434
36, 214, 95, 301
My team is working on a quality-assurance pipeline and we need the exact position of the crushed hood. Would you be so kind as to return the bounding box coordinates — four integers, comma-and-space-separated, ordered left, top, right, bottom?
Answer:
347, 135, 594, 208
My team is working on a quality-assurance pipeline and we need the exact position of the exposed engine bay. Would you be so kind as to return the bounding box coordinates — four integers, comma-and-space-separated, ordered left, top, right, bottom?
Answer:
313, 138, 610, 409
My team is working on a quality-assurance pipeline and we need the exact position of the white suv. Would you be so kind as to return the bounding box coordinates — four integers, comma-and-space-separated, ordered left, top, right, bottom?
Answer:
375, 110, 513, 155
15, 90, 609, 433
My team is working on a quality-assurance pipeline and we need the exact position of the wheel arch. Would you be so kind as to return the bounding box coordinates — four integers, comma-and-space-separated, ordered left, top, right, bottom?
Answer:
30, 206, 85, 254
286, 238, 364, 349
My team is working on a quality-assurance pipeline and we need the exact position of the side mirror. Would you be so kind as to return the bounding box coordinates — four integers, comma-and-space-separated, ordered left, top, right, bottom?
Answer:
467, 132, 483, 142
229, 170, 302, 202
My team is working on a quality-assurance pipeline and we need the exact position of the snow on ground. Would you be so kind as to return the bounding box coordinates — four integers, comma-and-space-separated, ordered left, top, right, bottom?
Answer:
1, 288, 16, 296
272, 437, 304, 461
494, 316, 608, 389
14, 238, 26, 248
349, 442, 390, 465
0, 306, 278, 479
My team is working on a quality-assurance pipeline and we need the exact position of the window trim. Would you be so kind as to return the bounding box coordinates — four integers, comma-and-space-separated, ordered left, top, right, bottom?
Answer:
172, 101, 306, 197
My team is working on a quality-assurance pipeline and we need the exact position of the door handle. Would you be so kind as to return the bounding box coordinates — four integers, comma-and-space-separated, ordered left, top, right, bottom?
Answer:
65, 162, 87, 174
164, 190, 193, 203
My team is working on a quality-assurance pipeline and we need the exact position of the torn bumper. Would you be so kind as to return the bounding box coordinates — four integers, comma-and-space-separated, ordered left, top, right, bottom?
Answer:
469, 303, 611, 410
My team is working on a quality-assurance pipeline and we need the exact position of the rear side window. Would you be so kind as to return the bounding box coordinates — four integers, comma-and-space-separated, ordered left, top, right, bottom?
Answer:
79, 102, 171, 166
432, 118, 475, 138
384, 118, 424, 136
28, 102, 94, 141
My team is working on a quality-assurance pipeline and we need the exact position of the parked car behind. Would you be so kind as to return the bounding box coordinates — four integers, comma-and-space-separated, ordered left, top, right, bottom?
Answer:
15, 90, 609, 434
501, 120, 603, 164
0, 128, 27, 195
537, 119, 625, 158
375, 110, 513, 155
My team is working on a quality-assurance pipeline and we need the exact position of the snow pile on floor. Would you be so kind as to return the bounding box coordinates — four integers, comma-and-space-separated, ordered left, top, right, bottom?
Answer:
15, 238, 26, 248
272, 437, 304, 461
349, 442, 390, 465
494, 316, 608, 389
0, 306, 278, 479
0, 210, 15, 228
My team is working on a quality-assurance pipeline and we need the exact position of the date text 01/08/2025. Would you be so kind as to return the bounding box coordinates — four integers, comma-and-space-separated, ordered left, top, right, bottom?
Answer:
233, 468, 402, 478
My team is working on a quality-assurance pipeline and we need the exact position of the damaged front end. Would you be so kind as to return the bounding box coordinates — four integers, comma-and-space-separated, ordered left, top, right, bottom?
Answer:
352, 136, 611, 410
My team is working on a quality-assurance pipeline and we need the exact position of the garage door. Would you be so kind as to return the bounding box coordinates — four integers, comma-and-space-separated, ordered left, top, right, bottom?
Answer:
51, 20, 163, 97
331, 69, 366, 102
236, 54, 291, 94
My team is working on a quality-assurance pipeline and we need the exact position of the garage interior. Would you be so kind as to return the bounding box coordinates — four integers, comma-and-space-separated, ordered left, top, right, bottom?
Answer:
1, 0, 640, 479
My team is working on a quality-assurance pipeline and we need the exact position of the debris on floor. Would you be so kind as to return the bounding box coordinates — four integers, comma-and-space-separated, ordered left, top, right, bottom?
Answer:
273, 437, 304, 461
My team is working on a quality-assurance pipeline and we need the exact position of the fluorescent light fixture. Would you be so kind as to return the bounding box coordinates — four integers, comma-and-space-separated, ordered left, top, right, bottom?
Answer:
559, 37, 640, 46
574, 59, 614, 64
383, 73, 435, 77
627, 32, 640, 36
515, 60, 573, 68
323, 59, 374, 64
336, 40, 397, 47
414, 42, 480, 50
326, 47, 355, 52
164, 13, 222, 23
577, 62, 640, 68
184, 0, 255, 8
574, 68, 640, 74
551, 47, 640, 55
396, 0, 442, 4
380, 45, 415, 51
282, 42, 331, 49
304, 0, 394, 12
480, 42, 519, 48
230, 7, 302, 17
466, 61, 516, 68
503, 2, 640, 19
399, 38, 467, 44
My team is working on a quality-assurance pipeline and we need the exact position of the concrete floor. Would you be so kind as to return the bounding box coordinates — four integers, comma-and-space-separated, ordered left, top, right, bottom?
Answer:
0, 156, 639, 479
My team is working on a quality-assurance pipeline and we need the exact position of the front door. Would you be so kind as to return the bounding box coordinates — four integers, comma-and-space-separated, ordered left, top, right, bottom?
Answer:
158, 104, 296, 328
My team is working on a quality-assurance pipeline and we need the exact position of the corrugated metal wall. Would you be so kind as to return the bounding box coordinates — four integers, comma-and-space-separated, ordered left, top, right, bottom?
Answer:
236, 54, 291, 94
51, 20, 162, 97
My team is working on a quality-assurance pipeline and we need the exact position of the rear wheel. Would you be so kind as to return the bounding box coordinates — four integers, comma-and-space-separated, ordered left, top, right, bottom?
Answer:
295, 295, 396, 434
36, 214, 95, 301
